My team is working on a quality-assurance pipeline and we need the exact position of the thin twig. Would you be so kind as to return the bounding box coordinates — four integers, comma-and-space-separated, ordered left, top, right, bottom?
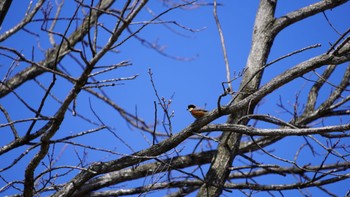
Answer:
153, 101, 158, 145
327, 27, 350, 54
322, 11, 341, 36
266, 44, 321, 66
213, 0, 231, 91
148, 68, 173, 136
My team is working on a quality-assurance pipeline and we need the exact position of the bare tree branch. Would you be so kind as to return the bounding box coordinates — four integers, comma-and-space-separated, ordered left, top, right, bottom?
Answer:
1, 1, 349, 196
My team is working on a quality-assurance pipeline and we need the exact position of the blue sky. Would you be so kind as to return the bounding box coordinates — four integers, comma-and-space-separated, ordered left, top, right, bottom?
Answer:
1, 1, 350, 196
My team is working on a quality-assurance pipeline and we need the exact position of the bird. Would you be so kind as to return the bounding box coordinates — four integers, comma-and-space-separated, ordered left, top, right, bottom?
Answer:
187, 104, 208, 119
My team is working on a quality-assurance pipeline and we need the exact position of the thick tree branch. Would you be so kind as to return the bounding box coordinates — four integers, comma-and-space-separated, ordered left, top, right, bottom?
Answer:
273, 0, 349, 33
201, 123, 350, 136
303, 64, 336, 114
0, 0, 12, 27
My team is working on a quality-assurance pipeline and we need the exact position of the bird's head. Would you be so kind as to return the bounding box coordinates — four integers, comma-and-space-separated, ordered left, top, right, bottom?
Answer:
187, 104, 196, 111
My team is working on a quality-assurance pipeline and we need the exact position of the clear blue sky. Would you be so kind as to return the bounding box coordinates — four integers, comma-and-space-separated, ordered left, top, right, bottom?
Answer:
1, 1, 350, 196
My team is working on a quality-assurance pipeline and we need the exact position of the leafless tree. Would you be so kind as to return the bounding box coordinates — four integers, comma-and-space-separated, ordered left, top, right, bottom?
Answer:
1, 0, 350, 197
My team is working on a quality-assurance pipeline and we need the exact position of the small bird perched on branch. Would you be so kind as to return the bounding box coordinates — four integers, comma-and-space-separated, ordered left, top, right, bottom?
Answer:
187, 104, 208, 119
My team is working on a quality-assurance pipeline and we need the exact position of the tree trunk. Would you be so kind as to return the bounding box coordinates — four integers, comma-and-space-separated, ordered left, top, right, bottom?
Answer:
197, 1, 277, 196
